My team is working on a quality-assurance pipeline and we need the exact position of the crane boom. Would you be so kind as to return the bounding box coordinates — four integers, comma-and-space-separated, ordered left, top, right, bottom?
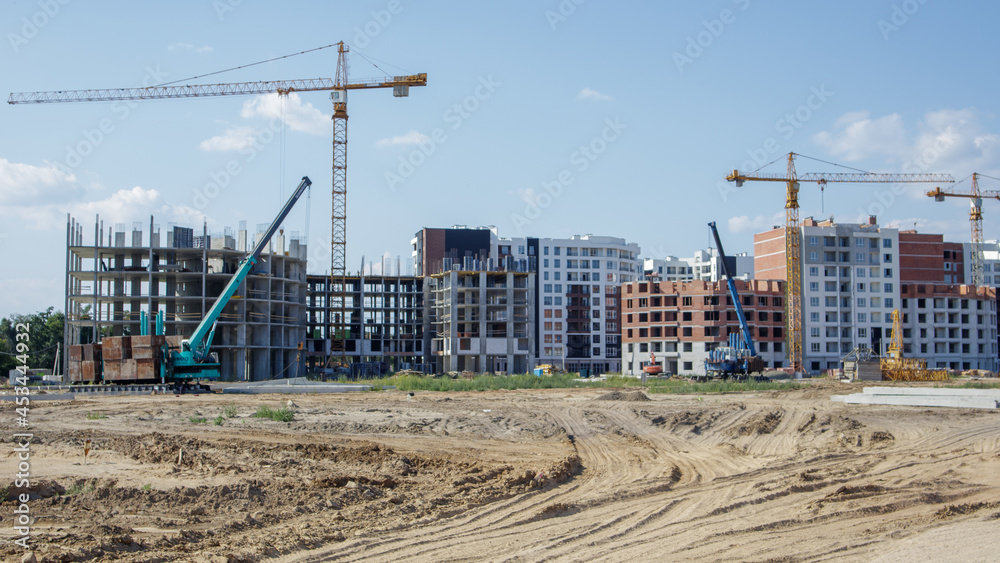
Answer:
708, 222, 756, 357
726, 152, 953, 373
7, 74, 427, 104
184, 176, 312, 360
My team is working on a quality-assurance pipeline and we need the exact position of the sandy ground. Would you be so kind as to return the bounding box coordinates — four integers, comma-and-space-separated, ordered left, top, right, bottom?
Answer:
1, 380, 998, 562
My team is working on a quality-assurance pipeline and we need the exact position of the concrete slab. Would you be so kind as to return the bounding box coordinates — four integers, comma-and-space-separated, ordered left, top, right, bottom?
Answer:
222, 384, 386, 394
862, 386, 1000, 398
841, 393, 998, 410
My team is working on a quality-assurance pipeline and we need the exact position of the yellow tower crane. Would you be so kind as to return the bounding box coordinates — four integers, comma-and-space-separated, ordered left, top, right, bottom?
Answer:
926, 173, 1000, 286
880, 309, 948, 381
9, 41, 427, 367
726, 152, 952, 373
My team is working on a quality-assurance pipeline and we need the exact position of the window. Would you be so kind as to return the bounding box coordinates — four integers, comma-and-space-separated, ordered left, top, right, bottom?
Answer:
809, 251, 818, 260
857, 268, 866, 277
810, 297, 819, 307
857, 313, 867, 322
543, 296, 553, 306
683, 361, 693, 371
518, 245, 525, 255
856, 238, 866, 248
759, 342, 768, 352
809, 236, 818, 246
544, 247, 549, 255
554, 247, 561, 256
809, 266, 819, 276
683, 342, 693, 352
554, 259, 561, 268
884, 268, 892, 278
554, 297, 562, 306
554, 271, 561, 281
884, 253, 892, 263
856, 252, 865, 263
885, 298, 894, 308
555, 284, 562, 293
883, 238, 892, 248
811, 327, 820, 337
811, 343, 821, 352
884, 283, 893, 293
857, 283, 866, 292
858, 328, 867, 338
809, 282, 819, 291
857, 298, 866, 307
544, 271, 549, 280
810, 312, 819, 322
544, 284, 552, 293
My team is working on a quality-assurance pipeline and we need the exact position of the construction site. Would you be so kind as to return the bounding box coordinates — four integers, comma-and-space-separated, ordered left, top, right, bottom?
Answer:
4, 9, 1000, 561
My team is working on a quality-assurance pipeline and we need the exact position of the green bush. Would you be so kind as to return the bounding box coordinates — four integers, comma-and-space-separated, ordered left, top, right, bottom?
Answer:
189, 416, 208, 424
213, 414, 225, 426
86, 412, 107, 420
223, 403, 238, 418
253, 405, 294, 422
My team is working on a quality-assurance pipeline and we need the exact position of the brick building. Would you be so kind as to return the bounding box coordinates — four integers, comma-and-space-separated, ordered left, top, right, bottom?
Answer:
621, 279, 786, 376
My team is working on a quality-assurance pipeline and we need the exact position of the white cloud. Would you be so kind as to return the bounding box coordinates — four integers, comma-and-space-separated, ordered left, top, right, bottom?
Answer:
0, 157, 80, 206
376, 130, 430, 149
576, 87, 612, 102
516, 187, 539, 205
168, 42, 213, 54
240, 93, 328, 135
7, 185, 202, 229
728, 212, 784, 233
199, 126, 258, 152
813, 108, 1000, 175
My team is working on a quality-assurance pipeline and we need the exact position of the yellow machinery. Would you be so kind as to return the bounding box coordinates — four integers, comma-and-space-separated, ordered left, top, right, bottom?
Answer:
927, 173, 1000, 286
880, 309, 949, 381
727, 153, 952, 372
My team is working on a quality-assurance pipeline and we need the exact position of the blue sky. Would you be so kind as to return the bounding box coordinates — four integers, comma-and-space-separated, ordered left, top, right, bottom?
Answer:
2, 1, 999, 317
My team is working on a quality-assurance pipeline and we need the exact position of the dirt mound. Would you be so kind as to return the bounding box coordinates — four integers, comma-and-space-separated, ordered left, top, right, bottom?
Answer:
731, 410, 783, 436
596, 390, 651, 401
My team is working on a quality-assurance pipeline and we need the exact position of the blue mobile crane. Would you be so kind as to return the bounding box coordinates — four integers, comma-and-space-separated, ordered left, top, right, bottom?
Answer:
162, 176, 312, 387
704, 221, 765, 380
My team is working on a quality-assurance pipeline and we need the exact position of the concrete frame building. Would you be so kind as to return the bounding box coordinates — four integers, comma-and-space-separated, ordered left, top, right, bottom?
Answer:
304, 274, 428, 375
621, 279, 786, 376
65, 215, 308, 381
427, 270, 535, 374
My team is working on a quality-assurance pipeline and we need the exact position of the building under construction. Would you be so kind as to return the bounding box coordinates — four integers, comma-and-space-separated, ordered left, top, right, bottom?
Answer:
64, 215, 308, 381
305, 273, 429, 376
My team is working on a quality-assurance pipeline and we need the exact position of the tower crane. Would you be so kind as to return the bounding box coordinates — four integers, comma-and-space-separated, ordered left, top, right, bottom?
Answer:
9, 41, 427, 368
926, 173, 1000, 286
726, 152, 952, 373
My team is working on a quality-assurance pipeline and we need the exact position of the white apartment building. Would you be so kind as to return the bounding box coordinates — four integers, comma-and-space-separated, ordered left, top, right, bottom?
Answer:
643, 247, 753, 282
502, 234, 641, 374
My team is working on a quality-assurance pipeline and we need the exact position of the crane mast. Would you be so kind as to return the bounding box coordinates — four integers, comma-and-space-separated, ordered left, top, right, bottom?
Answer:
727, 152, 952, 373
927, 173, 1000, 286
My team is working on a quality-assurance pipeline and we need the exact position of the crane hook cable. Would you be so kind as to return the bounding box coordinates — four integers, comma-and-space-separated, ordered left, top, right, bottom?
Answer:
155, 43, 340, 87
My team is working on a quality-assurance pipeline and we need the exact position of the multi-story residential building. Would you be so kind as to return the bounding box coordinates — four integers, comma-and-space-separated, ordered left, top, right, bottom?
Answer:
413, 228, 640, 374
899, 284, 997, 371
753, 216, 998, 373
305, 274, 428, 375
426, 269, 534, 374
498, 235, 640, 374
643, 247, 753, 282
621, 279, 786, 375
65, 216, 307, 381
